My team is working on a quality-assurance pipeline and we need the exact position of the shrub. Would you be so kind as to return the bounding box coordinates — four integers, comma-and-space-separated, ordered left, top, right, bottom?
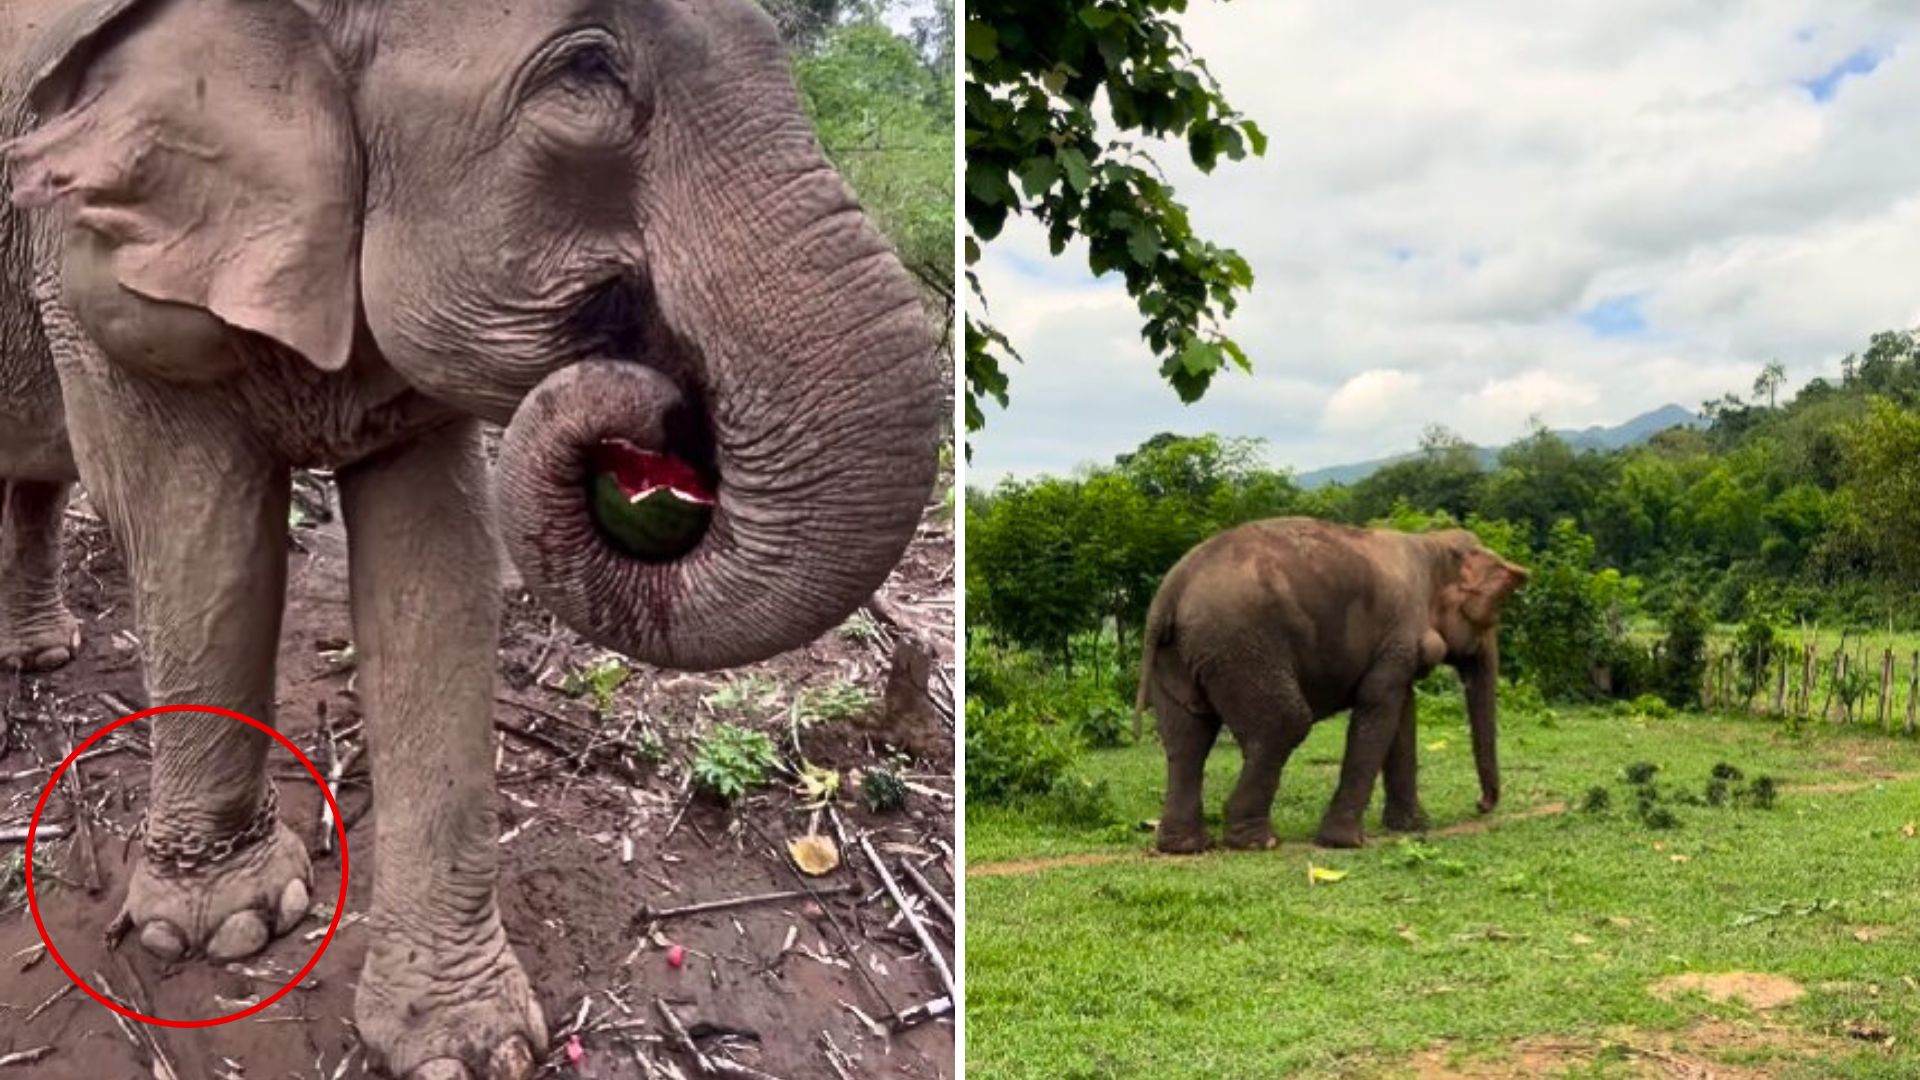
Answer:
1581, 786, 1611, 813
691, 724, 779, 801
1040, 775, 1118, 827
861, 766, 908, 813
1629, 693, 1672, 719
965, 698, 1075, 804
1657, 595, 1709, 708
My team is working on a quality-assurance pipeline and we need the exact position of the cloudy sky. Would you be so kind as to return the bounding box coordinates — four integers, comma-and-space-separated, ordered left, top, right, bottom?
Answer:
970, 1, 1920, 482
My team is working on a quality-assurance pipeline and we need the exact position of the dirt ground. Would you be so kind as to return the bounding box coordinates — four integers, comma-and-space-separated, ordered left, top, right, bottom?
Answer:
0, 480, 955, 1080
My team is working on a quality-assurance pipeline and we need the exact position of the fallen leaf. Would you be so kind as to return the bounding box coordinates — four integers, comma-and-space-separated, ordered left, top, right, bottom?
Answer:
1902, 822, 1915, 839
1307, 864, 1348, 885
1670, 854, 1691, 864
789, 834, 841, 876
1396, 925, 1419, 944
1425, 739, 1448, 752
1570, 933, 1594, 946
667, 944, 686, 970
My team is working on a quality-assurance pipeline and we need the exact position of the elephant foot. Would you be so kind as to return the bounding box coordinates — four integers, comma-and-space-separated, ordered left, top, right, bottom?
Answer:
120, 812, 312, 962
1222, 821, 1279, 851
1382, 805, 1431, 833
1154, 824, 1213, 855
1313, 817, 1367, 850
0, 611, 80, 672
356, 917, 548, 1080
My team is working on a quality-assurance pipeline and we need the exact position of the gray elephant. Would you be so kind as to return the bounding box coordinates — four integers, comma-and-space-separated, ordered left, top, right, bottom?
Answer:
1135, 519, 1528, 853
0, 1, 940, 1076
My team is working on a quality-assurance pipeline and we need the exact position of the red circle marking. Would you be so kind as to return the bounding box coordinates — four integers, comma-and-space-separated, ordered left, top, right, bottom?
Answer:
25, 704, 350, 1027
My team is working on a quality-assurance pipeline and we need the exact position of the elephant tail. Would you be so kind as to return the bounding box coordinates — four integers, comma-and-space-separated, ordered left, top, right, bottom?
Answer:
1133, 593, 1173, 742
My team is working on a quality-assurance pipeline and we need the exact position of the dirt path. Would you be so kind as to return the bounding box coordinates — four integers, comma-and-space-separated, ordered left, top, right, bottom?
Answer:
969, 770, 1919, 879
0, 492, 955, 1079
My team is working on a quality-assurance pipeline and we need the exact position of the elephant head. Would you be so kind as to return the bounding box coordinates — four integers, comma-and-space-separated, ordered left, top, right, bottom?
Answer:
1425, 530, 1529, 813
4, 0, 941, 670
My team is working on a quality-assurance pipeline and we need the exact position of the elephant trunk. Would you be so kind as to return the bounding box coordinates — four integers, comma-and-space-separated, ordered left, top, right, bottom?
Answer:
495, 61, 939, 670
1465, 637, 1500, 813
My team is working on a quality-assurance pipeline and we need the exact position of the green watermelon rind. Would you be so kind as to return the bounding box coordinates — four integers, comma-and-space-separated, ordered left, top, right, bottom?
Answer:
589, 472, 712, 561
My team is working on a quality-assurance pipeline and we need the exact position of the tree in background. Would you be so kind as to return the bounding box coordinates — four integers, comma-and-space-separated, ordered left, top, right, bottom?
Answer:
783, 1, 954, 372
1753, 360, 1785, 409
964, 0, 1267, 434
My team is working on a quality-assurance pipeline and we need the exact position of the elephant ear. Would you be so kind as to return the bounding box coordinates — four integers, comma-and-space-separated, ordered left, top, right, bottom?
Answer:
3, 0, 360, 374
1456, 548, 1528, 626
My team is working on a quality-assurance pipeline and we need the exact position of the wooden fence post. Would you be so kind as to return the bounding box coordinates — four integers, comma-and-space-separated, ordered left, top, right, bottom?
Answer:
1772, 659, 1787, 716
1907, 651, 1918, 737
1881, 648, 1895, 733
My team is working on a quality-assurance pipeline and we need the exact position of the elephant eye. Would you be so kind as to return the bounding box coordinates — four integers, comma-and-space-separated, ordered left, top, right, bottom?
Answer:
528, 29, 629, 99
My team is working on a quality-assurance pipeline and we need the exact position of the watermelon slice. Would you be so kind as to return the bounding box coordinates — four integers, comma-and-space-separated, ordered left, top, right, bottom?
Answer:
588, 439, 715, 561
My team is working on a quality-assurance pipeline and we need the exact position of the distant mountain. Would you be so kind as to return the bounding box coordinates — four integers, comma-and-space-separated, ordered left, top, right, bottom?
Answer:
1294, 404, 1701, 489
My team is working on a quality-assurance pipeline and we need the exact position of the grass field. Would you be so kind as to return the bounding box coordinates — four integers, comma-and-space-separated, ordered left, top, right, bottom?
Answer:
964, 704, 1920, 1078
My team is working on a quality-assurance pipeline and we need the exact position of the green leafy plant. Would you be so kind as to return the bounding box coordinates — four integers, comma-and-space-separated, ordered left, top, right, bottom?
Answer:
798, 681, 876, 725
691, 724, 780, 801
838, 611, 886, 646
965, 698, 1075, 804
1581, 786, 1612, 813
1623, 762, 1660, 785
704, 675, 784, 717
862, 766, 908, 814
1040, 775, 1117, 827
560, 655, 630, 714
629, 725, 668, 766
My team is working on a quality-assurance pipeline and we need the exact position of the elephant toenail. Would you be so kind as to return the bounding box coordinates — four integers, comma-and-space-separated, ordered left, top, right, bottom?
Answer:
410, 1059, 472, 1080
487, 1037, 536, 1080
277, 878, 311, 933
138, 920, 187, 960
207, 911, 269, 960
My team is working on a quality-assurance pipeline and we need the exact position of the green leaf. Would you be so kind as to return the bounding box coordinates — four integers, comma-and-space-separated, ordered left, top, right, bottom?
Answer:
1017, 155, 1061, 200
964, 22, 999, 62
1242, 119, 1269, 156
1058, 147, 1093, 193
1126, 227, 1160, 267
1078, 6, 1118, 30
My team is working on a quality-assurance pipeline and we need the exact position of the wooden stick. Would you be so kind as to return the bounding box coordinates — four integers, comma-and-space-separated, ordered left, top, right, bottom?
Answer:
0, 1047, 54, 1069
857, 833, 954, 999
0, 824, 66, 844
643, 884, 856, 922
898, 860, 954, 927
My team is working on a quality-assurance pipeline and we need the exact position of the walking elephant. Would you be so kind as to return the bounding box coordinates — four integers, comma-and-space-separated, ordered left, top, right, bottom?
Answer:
0, 0, 940, 1076
1135, 519, 1528, 853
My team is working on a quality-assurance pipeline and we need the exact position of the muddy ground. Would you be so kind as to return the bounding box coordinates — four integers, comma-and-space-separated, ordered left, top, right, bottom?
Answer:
0, 480, 955, 1080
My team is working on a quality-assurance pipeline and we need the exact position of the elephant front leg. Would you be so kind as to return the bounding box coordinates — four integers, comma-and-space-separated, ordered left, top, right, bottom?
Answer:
0, 480, 82, 671
54, 375, 311, 961
1316, 688, 1407, 849
1381, 695, 1429, 833
339, 421, 546, 1080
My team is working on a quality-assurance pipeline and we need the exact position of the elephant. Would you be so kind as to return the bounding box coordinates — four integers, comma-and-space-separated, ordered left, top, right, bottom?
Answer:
1134, 518, 1528, 853
0, 0, 940, 1076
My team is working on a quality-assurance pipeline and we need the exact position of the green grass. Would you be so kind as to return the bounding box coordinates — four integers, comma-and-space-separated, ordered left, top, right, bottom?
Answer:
965, 706, 1920, 1078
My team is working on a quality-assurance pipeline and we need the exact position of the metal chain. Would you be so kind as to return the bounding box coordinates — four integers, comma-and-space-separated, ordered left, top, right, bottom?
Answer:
138, 784, 280, 878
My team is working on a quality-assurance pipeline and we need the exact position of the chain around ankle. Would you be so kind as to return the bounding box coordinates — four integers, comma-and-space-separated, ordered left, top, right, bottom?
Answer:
139, 784, 280, 878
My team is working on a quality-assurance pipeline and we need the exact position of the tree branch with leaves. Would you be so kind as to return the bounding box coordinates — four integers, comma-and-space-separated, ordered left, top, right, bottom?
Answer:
964, 0, 1266, 435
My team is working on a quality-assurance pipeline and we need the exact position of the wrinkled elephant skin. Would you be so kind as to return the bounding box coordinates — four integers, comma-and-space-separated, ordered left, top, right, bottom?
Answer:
1135, 518, 1528, 853
0, 1, 940, 1076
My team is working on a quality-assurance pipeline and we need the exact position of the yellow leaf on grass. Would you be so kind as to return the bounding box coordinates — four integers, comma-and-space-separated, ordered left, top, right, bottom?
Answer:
1425, 740, 1448, 752
1307, 864, 1348, 885
788, 834, 840, 876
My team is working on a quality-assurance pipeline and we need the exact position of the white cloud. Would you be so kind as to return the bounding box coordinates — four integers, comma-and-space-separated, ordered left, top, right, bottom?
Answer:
1324, 370, 1424, 433
969, 1, 1920, 483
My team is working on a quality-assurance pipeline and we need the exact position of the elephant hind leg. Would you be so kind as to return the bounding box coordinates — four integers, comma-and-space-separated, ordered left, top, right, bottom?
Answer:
1153, 685, 1220, 855
1214, 668, 1310, 851
0, 479, 81, 672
